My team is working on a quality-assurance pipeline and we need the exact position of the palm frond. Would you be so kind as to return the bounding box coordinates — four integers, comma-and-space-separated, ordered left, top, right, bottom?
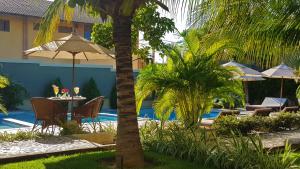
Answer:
192, 0, 300, 68
34, 0, 66, 45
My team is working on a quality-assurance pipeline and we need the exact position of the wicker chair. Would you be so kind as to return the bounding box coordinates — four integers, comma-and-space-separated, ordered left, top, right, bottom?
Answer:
31, 97, 67, 133
72, 96, 104, 127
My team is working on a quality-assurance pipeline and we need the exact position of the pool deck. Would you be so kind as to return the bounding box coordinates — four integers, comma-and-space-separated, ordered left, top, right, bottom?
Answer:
0, 136, 115, 164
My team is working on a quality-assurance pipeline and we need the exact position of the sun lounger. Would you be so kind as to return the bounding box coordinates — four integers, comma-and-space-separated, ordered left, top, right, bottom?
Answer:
251, 108, 273, 116
270, 106, 299, 117
219, 109, 240, 116
281, 106, 299, 113
246, 97, 287, 111
201, 109, 240, 126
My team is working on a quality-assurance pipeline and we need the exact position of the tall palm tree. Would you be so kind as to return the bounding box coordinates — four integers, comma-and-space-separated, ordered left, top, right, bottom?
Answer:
35, 0, 200, 168
190, 0, 300, 69
136, 30, 244, 127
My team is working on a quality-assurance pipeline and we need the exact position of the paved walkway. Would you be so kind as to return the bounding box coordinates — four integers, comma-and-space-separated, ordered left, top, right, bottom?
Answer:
261, 130, 300, 149
0, 136, 115, 161
1, 130, 300, 162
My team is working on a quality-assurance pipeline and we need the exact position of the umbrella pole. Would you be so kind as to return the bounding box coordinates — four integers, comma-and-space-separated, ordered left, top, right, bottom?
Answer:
280, 78, 284, 110
243, 81, 249, 104
71, 53, 75, 117
280, 78, 284, 98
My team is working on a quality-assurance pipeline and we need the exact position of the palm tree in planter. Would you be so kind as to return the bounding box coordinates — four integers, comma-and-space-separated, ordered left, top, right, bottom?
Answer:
136, 30, 244, 128
35, 0, 200, 168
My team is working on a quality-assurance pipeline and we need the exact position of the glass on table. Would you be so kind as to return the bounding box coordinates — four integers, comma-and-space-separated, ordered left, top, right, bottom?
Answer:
74, 87, 80, 96
52, 85, 59, 97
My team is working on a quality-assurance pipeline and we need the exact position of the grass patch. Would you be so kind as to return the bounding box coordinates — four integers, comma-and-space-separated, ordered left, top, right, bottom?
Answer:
0, 151, 212, 169
291, 152, 300, 166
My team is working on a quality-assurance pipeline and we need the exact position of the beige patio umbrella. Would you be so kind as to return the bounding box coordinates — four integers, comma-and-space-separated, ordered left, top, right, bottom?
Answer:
24, 33, 115, 112
222, 61, 265, 104
262, 63, 298, 98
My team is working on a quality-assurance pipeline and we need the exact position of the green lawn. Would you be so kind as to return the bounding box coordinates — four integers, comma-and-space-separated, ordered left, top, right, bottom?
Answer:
291, 152, 300, 166
0, 151, 213, 169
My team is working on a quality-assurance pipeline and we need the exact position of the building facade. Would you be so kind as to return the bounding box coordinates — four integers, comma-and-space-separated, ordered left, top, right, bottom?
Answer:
0, 0, 143, 68
0, 0, 144, 108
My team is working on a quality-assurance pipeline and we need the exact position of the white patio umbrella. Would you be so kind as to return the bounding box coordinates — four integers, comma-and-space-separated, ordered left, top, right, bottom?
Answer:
24, 33, 115, 112
222, 61, 265, 103
262, 63, 298, 98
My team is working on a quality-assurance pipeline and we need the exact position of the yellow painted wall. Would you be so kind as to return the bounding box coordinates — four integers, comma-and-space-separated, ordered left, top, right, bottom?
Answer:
0, 14, 142, 69
0, 15, 23, 59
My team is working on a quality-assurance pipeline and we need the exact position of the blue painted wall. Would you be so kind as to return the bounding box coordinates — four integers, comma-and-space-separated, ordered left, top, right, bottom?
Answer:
0, 61, 138, 98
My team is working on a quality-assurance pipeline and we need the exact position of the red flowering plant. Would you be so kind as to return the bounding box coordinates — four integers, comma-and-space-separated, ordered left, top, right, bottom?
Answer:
61, 88, 69, 97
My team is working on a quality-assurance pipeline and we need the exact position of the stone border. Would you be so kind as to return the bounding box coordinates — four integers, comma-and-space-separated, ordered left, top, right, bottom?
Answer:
0, 144, 115, 164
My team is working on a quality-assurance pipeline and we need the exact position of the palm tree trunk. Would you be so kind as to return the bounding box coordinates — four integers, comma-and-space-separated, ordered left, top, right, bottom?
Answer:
113, 16, 144, 168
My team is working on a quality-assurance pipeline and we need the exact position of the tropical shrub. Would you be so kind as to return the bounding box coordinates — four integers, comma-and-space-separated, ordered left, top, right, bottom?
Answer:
44, 78, 64, 97
213, 112, 300, 135
0, 75, 9, 113
141, 120, 298, 169
272, 112, 300, 131
0, 131, 50, 142
136, 30, 244, 127
0, 79, 28, 110
81, 78, 101, 101
109, 82, 117, 109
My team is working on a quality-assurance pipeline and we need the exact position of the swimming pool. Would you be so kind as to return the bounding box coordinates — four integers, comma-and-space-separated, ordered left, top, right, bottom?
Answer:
0, 108, 220, 129
0, 120, 24, 129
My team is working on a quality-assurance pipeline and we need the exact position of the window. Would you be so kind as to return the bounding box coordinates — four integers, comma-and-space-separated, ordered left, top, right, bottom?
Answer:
0, 20, 10, 32
33, 23, 40, 30
58, 26, 73, 33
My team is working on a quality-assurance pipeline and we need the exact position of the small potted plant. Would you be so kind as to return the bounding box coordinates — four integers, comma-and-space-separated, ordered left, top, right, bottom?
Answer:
61, 88, 69, 97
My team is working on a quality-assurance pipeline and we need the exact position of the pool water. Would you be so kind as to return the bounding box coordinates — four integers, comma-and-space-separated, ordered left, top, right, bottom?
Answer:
0, 120, 24, 129
0, 108, 220, 129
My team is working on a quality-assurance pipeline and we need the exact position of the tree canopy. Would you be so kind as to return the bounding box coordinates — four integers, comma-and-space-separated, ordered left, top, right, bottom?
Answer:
189, 0, 300, 69
91, 3, 176, 61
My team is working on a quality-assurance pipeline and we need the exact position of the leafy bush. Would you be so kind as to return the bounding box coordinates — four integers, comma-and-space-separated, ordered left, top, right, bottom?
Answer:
272, 112, 300, 131
81, 78, 101, 101
213, 112, 300, 135
141, 120, 298, 169
0, 79, 28, 110
109, 82, 117, 109
60, 121, 86, 135
44, 78, 64, 97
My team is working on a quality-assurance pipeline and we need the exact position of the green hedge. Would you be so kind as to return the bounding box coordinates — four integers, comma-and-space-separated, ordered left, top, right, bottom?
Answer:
81, 78, 101, 101
213, 112, 300, 135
